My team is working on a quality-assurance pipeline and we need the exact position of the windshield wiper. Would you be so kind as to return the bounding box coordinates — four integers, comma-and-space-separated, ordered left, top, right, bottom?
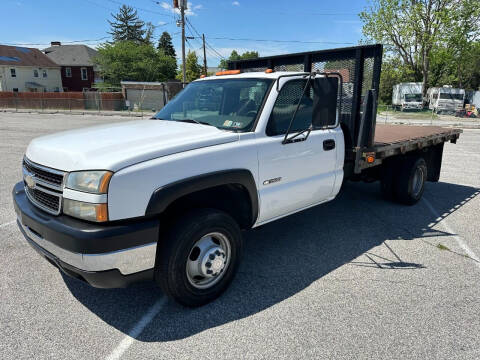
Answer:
176, 119, 214, 127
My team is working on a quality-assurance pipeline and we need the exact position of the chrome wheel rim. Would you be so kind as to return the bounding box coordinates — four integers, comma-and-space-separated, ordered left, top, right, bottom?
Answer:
412, 167, 424, 197
186, 232, 231, 289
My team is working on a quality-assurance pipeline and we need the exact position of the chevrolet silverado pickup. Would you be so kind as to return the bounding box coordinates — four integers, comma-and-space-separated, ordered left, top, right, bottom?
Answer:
13, 45, 462, 307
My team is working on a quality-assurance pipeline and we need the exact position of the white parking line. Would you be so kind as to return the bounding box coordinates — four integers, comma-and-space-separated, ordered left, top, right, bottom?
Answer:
0, 220, 16, 229
423, 197, 480, 268
106, 297, 167, 360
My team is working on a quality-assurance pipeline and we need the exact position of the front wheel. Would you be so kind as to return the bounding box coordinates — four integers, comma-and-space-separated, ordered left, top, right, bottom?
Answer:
155, 208, 243, 307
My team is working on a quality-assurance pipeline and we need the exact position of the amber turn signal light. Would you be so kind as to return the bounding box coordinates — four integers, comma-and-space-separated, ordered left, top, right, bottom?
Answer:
96, 203, 109, 222
98, 172, 113, 193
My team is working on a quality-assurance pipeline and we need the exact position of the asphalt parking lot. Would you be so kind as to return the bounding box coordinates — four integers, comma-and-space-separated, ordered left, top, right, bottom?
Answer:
1, 112, 479, 359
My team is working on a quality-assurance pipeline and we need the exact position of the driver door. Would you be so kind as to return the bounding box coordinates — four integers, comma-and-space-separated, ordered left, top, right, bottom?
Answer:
256, 79, 338, 223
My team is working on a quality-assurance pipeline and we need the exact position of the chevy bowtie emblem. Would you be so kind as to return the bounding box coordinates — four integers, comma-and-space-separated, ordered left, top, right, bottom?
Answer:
25, 173, 36, 189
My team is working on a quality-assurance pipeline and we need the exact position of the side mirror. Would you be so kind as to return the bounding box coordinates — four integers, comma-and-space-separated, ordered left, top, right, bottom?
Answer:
312, 77, 340, 128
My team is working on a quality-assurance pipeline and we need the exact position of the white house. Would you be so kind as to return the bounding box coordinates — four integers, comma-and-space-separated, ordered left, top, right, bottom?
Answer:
0, 45, 63, 92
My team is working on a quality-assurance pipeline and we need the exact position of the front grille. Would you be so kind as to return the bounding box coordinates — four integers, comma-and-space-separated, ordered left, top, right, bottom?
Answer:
23, 159, 64, 187
25, 186, 61, 214
23, 158, 65, 215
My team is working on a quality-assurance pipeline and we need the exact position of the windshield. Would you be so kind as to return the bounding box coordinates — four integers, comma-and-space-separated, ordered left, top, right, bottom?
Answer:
154, 78, 273, 131
440, 92, 464, 101
404, 93, 422, 102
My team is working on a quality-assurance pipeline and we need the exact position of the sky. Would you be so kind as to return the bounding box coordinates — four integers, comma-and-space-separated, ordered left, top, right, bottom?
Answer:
1, 0, 368, 67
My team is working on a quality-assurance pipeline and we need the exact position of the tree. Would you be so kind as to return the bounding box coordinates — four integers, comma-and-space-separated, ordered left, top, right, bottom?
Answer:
177, 51, 202, 82
108, 5, 146, 43
378, 57, 417, 104
158, 32, 176, 58
439, 1, 480, 88
360, 0, 479, 96
430, 41, 480, 90
144, 22, 155, 46
94, 41, 177, 87
219, 50, 259, 69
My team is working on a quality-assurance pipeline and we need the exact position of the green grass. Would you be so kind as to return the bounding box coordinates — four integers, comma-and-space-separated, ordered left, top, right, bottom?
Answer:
377, 106, 439, 120
436, 243, 450, 251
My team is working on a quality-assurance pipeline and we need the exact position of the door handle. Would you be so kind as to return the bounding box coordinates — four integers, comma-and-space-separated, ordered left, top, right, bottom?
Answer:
323, 139, 336, 151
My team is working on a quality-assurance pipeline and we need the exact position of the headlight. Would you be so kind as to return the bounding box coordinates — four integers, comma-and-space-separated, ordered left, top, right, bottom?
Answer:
63, 199, 108, 222
66, 171, 113, 194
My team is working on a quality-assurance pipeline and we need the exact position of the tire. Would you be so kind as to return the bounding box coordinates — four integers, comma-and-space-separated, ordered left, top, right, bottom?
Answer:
393, 156, 427, 205
155, 208, 243, 307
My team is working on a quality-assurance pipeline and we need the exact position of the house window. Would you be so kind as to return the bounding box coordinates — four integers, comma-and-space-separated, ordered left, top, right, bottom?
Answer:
42, 70, 47, 78
81, 67, 88, 80
54, 87, 60, 92
10, 69, 16, 77
33, 69, 39, 77
65, 67, 72, 77
13, 88, 18, 92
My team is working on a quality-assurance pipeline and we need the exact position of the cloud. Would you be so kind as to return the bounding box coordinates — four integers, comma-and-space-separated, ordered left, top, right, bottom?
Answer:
232, 1, 240, 6
158, 21, 168, 26
160, 1, 201, 16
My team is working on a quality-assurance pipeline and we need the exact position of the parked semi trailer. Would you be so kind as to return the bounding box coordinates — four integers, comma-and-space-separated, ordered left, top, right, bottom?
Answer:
427, 86, 465, 113
13, 45, 462, 307
392, 82, 423, 111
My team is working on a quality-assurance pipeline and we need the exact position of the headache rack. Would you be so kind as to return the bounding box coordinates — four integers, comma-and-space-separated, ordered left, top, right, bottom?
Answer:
228, 44, 383, 174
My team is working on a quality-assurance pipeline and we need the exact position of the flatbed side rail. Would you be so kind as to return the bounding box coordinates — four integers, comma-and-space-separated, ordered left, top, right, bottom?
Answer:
357, 128, 462, 171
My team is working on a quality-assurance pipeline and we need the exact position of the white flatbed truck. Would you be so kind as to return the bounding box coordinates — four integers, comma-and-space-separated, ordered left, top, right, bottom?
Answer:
13, 45, 461, 306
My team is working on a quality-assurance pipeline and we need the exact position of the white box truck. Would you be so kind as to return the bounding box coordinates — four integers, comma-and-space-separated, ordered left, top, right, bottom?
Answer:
392, 82, 423, 111
427, 86, 465, 113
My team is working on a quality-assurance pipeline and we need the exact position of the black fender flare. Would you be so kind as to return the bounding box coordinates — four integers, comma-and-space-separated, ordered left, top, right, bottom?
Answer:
145, 169, 259, 226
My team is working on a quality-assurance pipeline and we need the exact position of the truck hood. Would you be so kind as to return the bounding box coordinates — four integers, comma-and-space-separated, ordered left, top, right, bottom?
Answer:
26, 119, 239, 171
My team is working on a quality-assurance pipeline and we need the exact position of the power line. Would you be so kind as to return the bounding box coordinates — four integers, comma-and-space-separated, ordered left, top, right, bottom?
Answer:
4, 37, 110, 46
270, 11, 359, 16
185, 18, 225, 59
201, 36, 354, 45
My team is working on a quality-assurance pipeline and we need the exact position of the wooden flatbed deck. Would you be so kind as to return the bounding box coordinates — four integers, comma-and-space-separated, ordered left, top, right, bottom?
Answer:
374, 124, 460, 146
357, 124, 462, 171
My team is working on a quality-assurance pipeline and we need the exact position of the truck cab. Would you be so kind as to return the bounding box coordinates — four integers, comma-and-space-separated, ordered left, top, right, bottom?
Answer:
392, 82, 423, 111
13, 69, 344, 306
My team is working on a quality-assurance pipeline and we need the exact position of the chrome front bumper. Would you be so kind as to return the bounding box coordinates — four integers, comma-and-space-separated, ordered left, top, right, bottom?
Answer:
18, 218, 157, 275
13, 181, 159, 287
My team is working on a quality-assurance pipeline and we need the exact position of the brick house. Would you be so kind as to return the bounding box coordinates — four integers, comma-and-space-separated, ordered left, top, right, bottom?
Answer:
43, 42, 100, 92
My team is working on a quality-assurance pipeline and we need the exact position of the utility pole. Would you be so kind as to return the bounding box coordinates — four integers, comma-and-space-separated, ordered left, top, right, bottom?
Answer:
180, 0, 186, 86
202, 33, 207, 76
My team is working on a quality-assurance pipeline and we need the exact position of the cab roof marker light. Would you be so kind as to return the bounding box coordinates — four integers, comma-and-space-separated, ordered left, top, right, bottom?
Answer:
215, 70, 241, 76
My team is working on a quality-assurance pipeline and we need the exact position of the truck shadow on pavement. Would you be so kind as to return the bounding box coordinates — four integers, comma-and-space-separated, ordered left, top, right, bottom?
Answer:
64, 180, 479, 342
